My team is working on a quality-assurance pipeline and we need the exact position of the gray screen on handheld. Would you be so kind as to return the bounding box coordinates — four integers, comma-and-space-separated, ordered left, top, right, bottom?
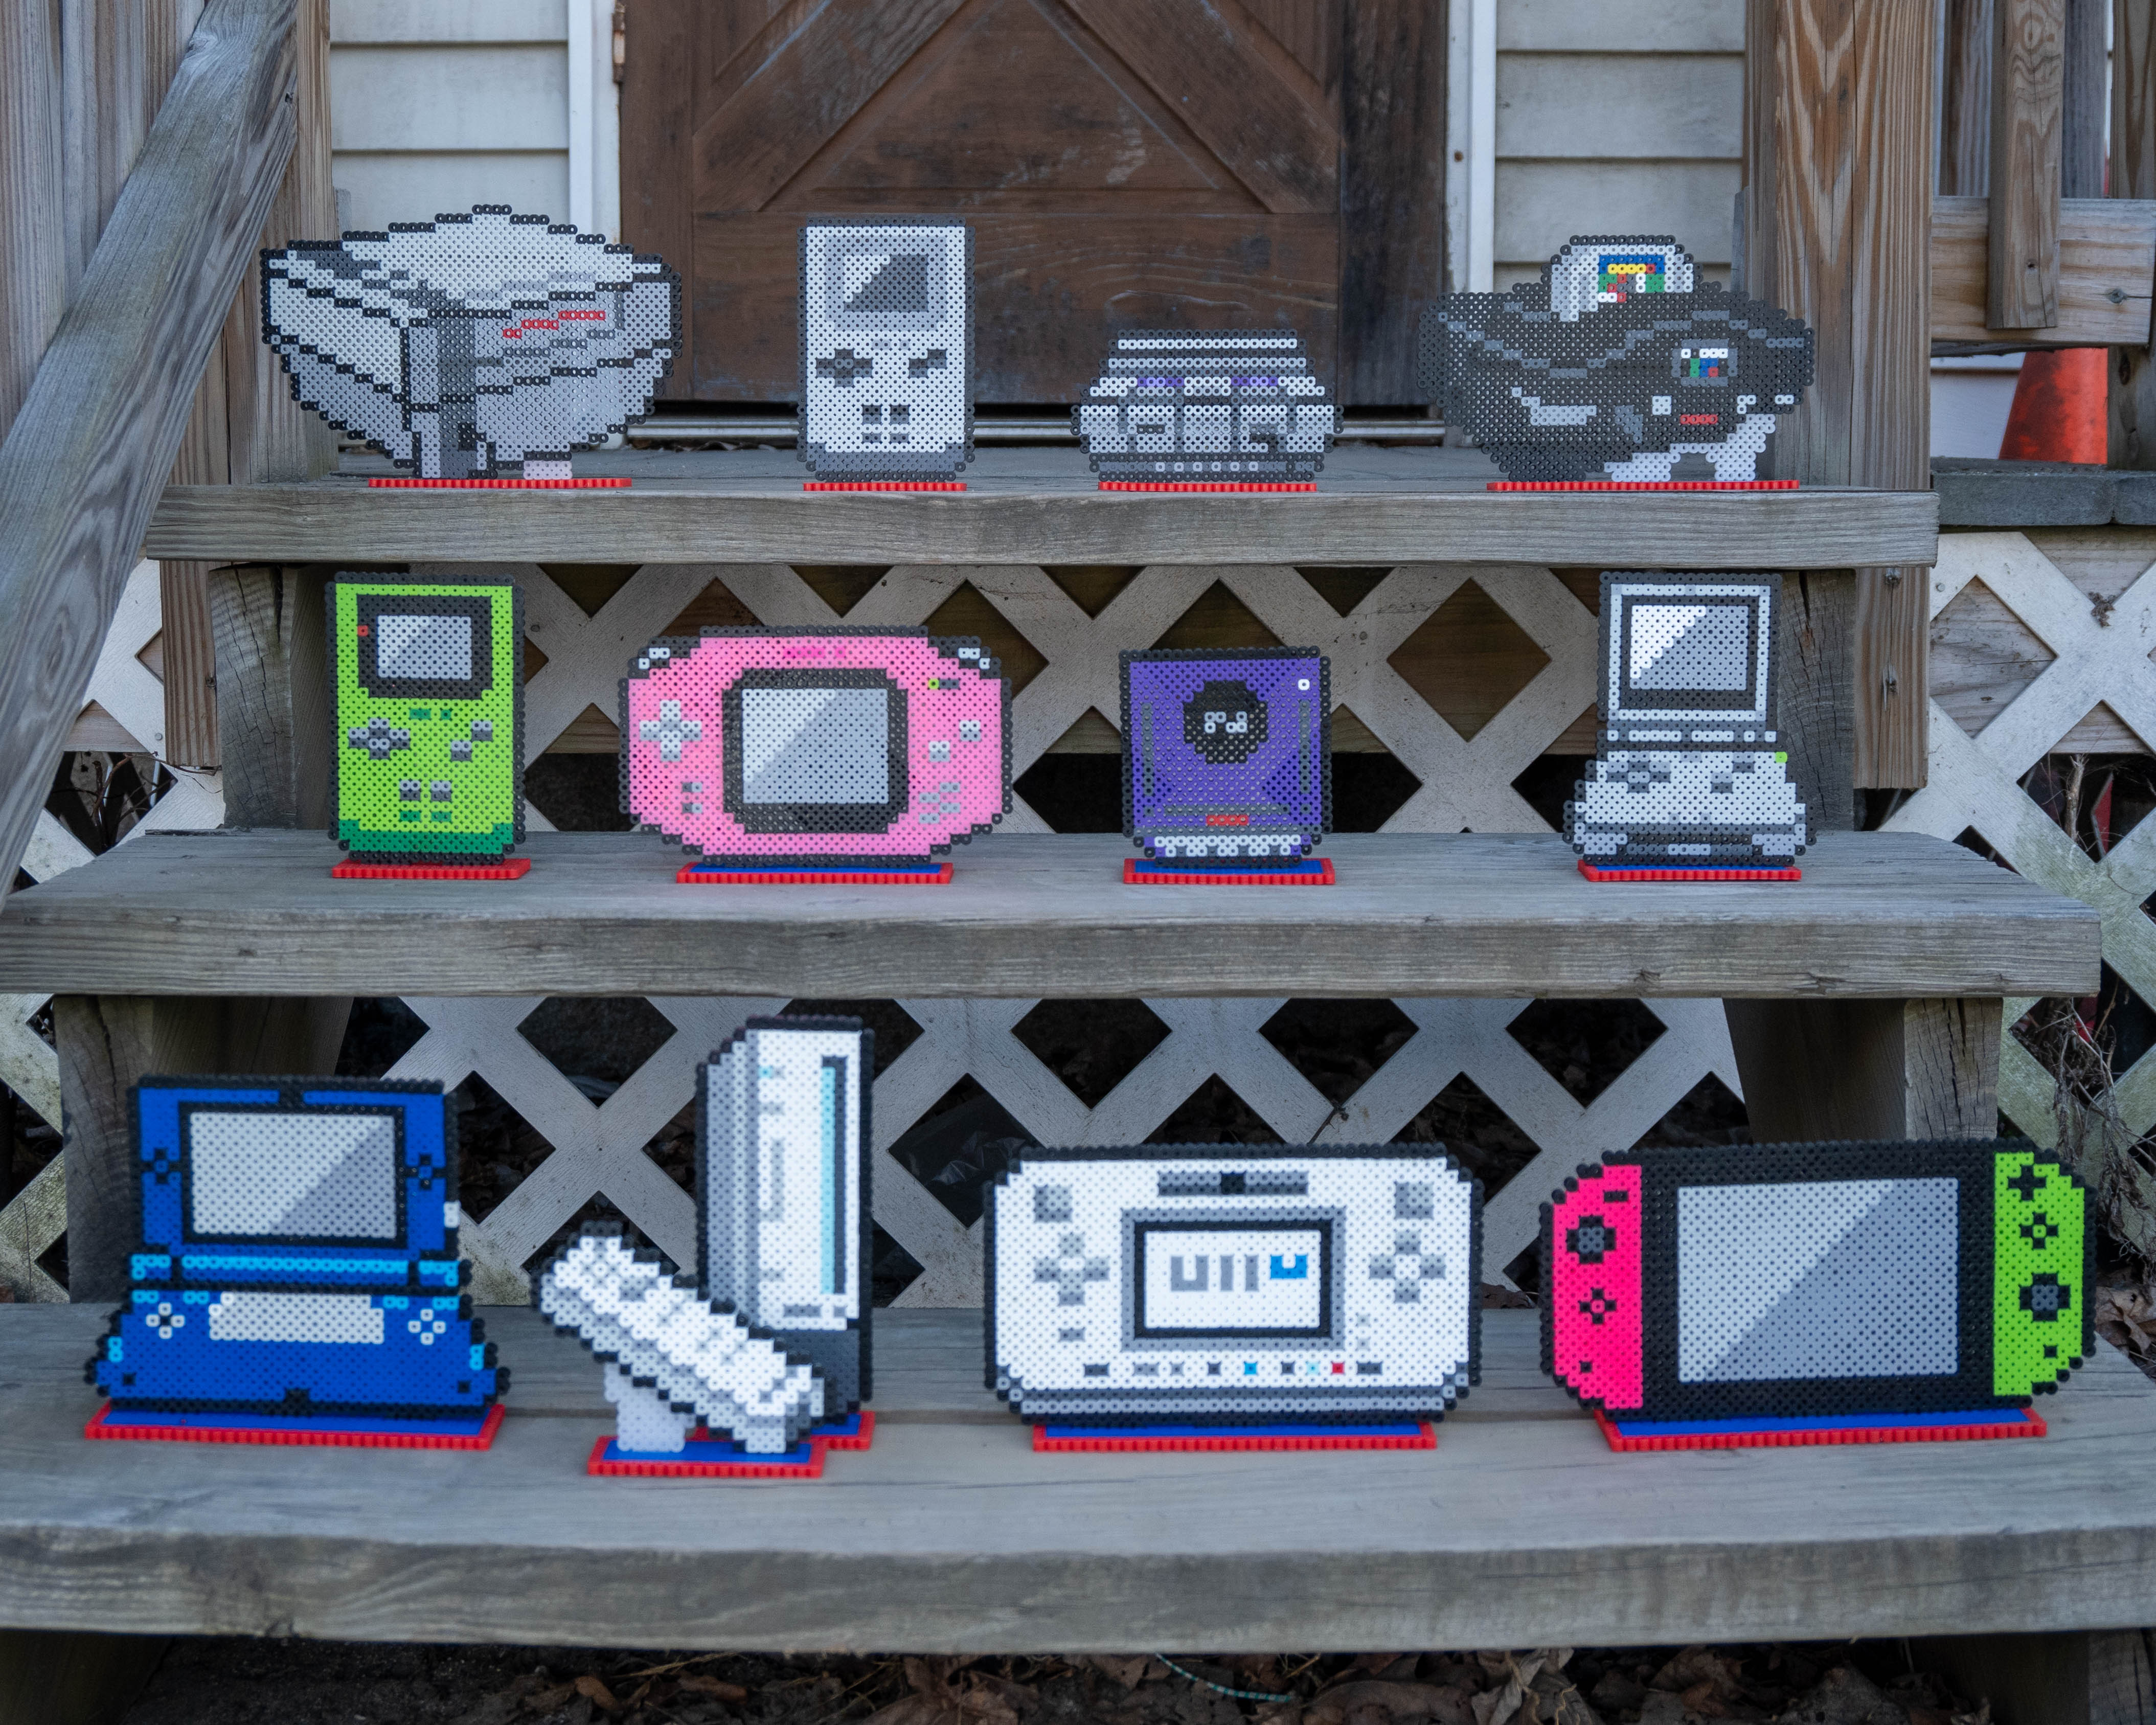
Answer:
187, 1111, 399, 1241
740, 687, 890, 805
1628, 603, 1750, 692
1676, 1178, 1959, 1382
377, 614, 472, 682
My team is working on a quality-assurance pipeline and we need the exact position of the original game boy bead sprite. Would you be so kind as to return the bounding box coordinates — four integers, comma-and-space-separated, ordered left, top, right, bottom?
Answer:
1074, 330, 1337, 490
1566, 572, 1806, 880
1418, 236, 1814, 488
987, 1145, 1480, 1451
329, 573, 527, 879
537, 1017, 876, 1477
85, 1076, 504, 1448
621, 626, 1011, 883
798, 220, 973, 489
262, 205, 678, 485
1121, 648, 1333, 884
1541, 1139, 2091, 1451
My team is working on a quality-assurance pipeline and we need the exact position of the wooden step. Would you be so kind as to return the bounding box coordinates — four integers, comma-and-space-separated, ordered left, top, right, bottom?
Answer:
3, 1303, 2151, 1649
0, 830, 2095, 1000
142, 447, 1941, 569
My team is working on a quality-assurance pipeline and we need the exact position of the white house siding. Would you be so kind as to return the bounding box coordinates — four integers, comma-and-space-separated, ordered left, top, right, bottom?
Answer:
1494, 0, 1744, 290
329, 1, 571, 235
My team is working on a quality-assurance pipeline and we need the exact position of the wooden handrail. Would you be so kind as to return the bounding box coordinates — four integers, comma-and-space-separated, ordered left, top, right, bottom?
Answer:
0, 0, 297, 912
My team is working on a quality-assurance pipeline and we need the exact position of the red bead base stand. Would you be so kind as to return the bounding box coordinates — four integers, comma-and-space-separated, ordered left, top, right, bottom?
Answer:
1578, 860, 1800, 883
367, 476, 630, 489
85, 1402, 505, 1450
1098, 481, 1315, 492
802, 481, 966, 491
586, 1412, 874, 1478
333, 858, 532, 880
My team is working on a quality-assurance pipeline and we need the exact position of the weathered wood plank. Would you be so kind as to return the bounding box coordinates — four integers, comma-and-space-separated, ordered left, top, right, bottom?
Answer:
2108, 1, 2156, 471
0, 0, 299, 917
1726, 996, 2000, 1142
208, 564, 330, 830
0, 2, 65, 445
0, 830, 2097, 1002
1941, 0, 1993, 196
1340, 3, 1444, 404
0, 1303, 2151, 1650
1990, 0, 2066, 329
1935, 197, 2156, 346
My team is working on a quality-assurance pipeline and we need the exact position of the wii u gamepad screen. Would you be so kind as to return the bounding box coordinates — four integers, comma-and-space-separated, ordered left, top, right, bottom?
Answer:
1133, 1222, 1331, 1339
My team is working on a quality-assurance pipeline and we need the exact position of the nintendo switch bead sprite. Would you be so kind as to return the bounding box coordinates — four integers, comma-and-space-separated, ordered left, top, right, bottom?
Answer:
329, 573, 527, 879
1565, 572, 1806, 879
1120, 648, 1332, 883
1074, 331, 1337, 490
85, 1077, 504, 1448
537, 1017, 875, 1477
261, 204, 678, 485
798, 220, 973, 489
621, 626, 1010, 883
1541, 1139, 2091, 1451
1418, 235, 1813, 488
987, 1145, 1480, 1450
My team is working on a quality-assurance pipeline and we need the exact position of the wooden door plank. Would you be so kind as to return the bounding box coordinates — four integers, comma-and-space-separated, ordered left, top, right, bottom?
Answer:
1934, 197, 2156, 345
1989, 0, 2066, 329
1340, 2, 1444, 404
620, 0, 698, 398
2108, 0, 2156, 471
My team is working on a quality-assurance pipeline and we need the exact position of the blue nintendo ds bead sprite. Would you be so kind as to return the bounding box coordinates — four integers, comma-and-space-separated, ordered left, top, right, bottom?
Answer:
84, 1077, 505, 1449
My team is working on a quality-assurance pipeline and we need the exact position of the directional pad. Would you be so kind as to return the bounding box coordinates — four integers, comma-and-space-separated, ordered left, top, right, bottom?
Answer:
2007, 1163, 2048, 1202
347, 716, 412, 760
1035, 1232, 1108, 1307
1368, 1231, 1444, 1303
638, 699, 702, 762
817, 348, 874, 385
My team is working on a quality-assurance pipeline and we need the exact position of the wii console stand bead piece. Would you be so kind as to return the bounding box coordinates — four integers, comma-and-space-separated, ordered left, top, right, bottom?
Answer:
798, 220, 974, 489
1565, 571, 1807, 880
536, 1017, 877, 1478
1074, 330, 1338, 489
620, 627, 1011, 882
987, 1145, 1479, 1450
261, 205, 678, 485
1417, 235, 1814, 489
328, 573, 529, 879
1541, 1139, 2093, 1451
84, 1077, 505, 1448
1120, 648, 1333, 885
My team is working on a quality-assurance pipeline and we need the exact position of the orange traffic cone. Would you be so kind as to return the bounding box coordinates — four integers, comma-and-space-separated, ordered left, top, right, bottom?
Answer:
1998, 347, 2108, 463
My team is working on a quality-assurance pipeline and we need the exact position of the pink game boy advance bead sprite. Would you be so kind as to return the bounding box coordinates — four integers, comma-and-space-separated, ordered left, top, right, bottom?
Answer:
620, 627, 1010, 867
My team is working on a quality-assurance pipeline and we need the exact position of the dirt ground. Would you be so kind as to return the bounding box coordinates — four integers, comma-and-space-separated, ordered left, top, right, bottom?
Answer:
119, 1644, 1990, 1725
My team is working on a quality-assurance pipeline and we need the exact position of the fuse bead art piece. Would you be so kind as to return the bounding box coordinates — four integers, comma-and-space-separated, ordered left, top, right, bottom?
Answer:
539, 1017, 875, 1477
621, 627, 1010, 876
84, 1077, 504, 1448
987, 1145, 1480, 1449
328, 573, 526, 875
262, 205, 677, 483
799, 220, 973, 487
1121, 648, 1331, 882
1075, 331, 1336, 488
1565, 572, 1806, 878
1541, 1139, 2091, 1451
1419, 236, 1814, 487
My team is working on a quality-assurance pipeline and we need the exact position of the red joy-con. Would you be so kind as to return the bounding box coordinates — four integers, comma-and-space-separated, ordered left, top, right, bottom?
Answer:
1545, 1162, 1645, 1412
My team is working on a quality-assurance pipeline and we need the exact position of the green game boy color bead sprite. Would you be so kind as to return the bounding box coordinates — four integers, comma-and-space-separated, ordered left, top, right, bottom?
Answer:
329, 574, 525, 864
1992, 1145, 2092, 1399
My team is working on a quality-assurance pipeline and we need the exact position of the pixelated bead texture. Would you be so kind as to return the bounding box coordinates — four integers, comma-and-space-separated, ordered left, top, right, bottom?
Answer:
1074, 330, 1338, 485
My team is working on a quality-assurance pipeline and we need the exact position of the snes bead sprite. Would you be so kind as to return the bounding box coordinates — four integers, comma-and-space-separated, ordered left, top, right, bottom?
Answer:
1418, 235, 1813, 487
1565, 572, 1807, 879
1074, 331, 1336, 487
1543, 1140, 2092, 1450
987, 1146, 1480, 1428
261, 205, 678, 482
798, 220, 973, 486
536, 1018, 874, 1476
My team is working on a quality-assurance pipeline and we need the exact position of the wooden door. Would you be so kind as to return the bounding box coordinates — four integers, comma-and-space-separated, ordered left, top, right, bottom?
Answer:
620, 0, 1442, 406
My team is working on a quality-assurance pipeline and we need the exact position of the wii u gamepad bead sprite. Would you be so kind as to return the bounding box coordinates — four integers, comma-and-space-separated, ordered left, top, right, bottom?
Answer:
1541, 1140, 2091, 1448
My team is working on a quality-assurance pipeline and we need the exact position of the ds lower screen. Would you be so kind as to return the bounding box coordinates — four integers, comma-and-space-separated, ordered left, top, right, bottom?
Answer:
1132, 1222, 1329, 1338
739, 687, 891, 806
186, 1110, 400, 1243
1675, 1177, 1960, 1383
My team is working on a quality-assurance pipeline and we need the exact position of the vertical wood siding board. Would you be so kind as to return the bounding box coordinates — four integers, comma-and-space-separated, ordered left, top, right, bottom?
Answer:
1941, 0, 1993, 195
1340, 2, 1443, 405
620, 0, 695, 396
2061, 0, 2107, 198
688, 0, 966, 215
0, 1, 68, 446
2108, 2, 2156, 470
1988, 0, 2064, 329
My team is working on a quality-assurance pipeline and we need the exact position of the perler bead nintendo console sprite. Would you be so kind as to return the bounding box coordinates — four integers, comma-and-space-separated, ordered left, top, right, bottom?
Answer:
1074, 331, 1337, 490
1542, 1140, 2092, 1451
987, 1146, 1479, 1451
538, 1017, 875, 1477
798, 220, 973, 490
621, 626, 1010, 884
1120, 649, 1333, 884
1418, 236, 1813, 488
328, 573, 529, 879
85, 1077, 505, 1448
261, 204, 678, 485
1566, 572, 1806, 880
